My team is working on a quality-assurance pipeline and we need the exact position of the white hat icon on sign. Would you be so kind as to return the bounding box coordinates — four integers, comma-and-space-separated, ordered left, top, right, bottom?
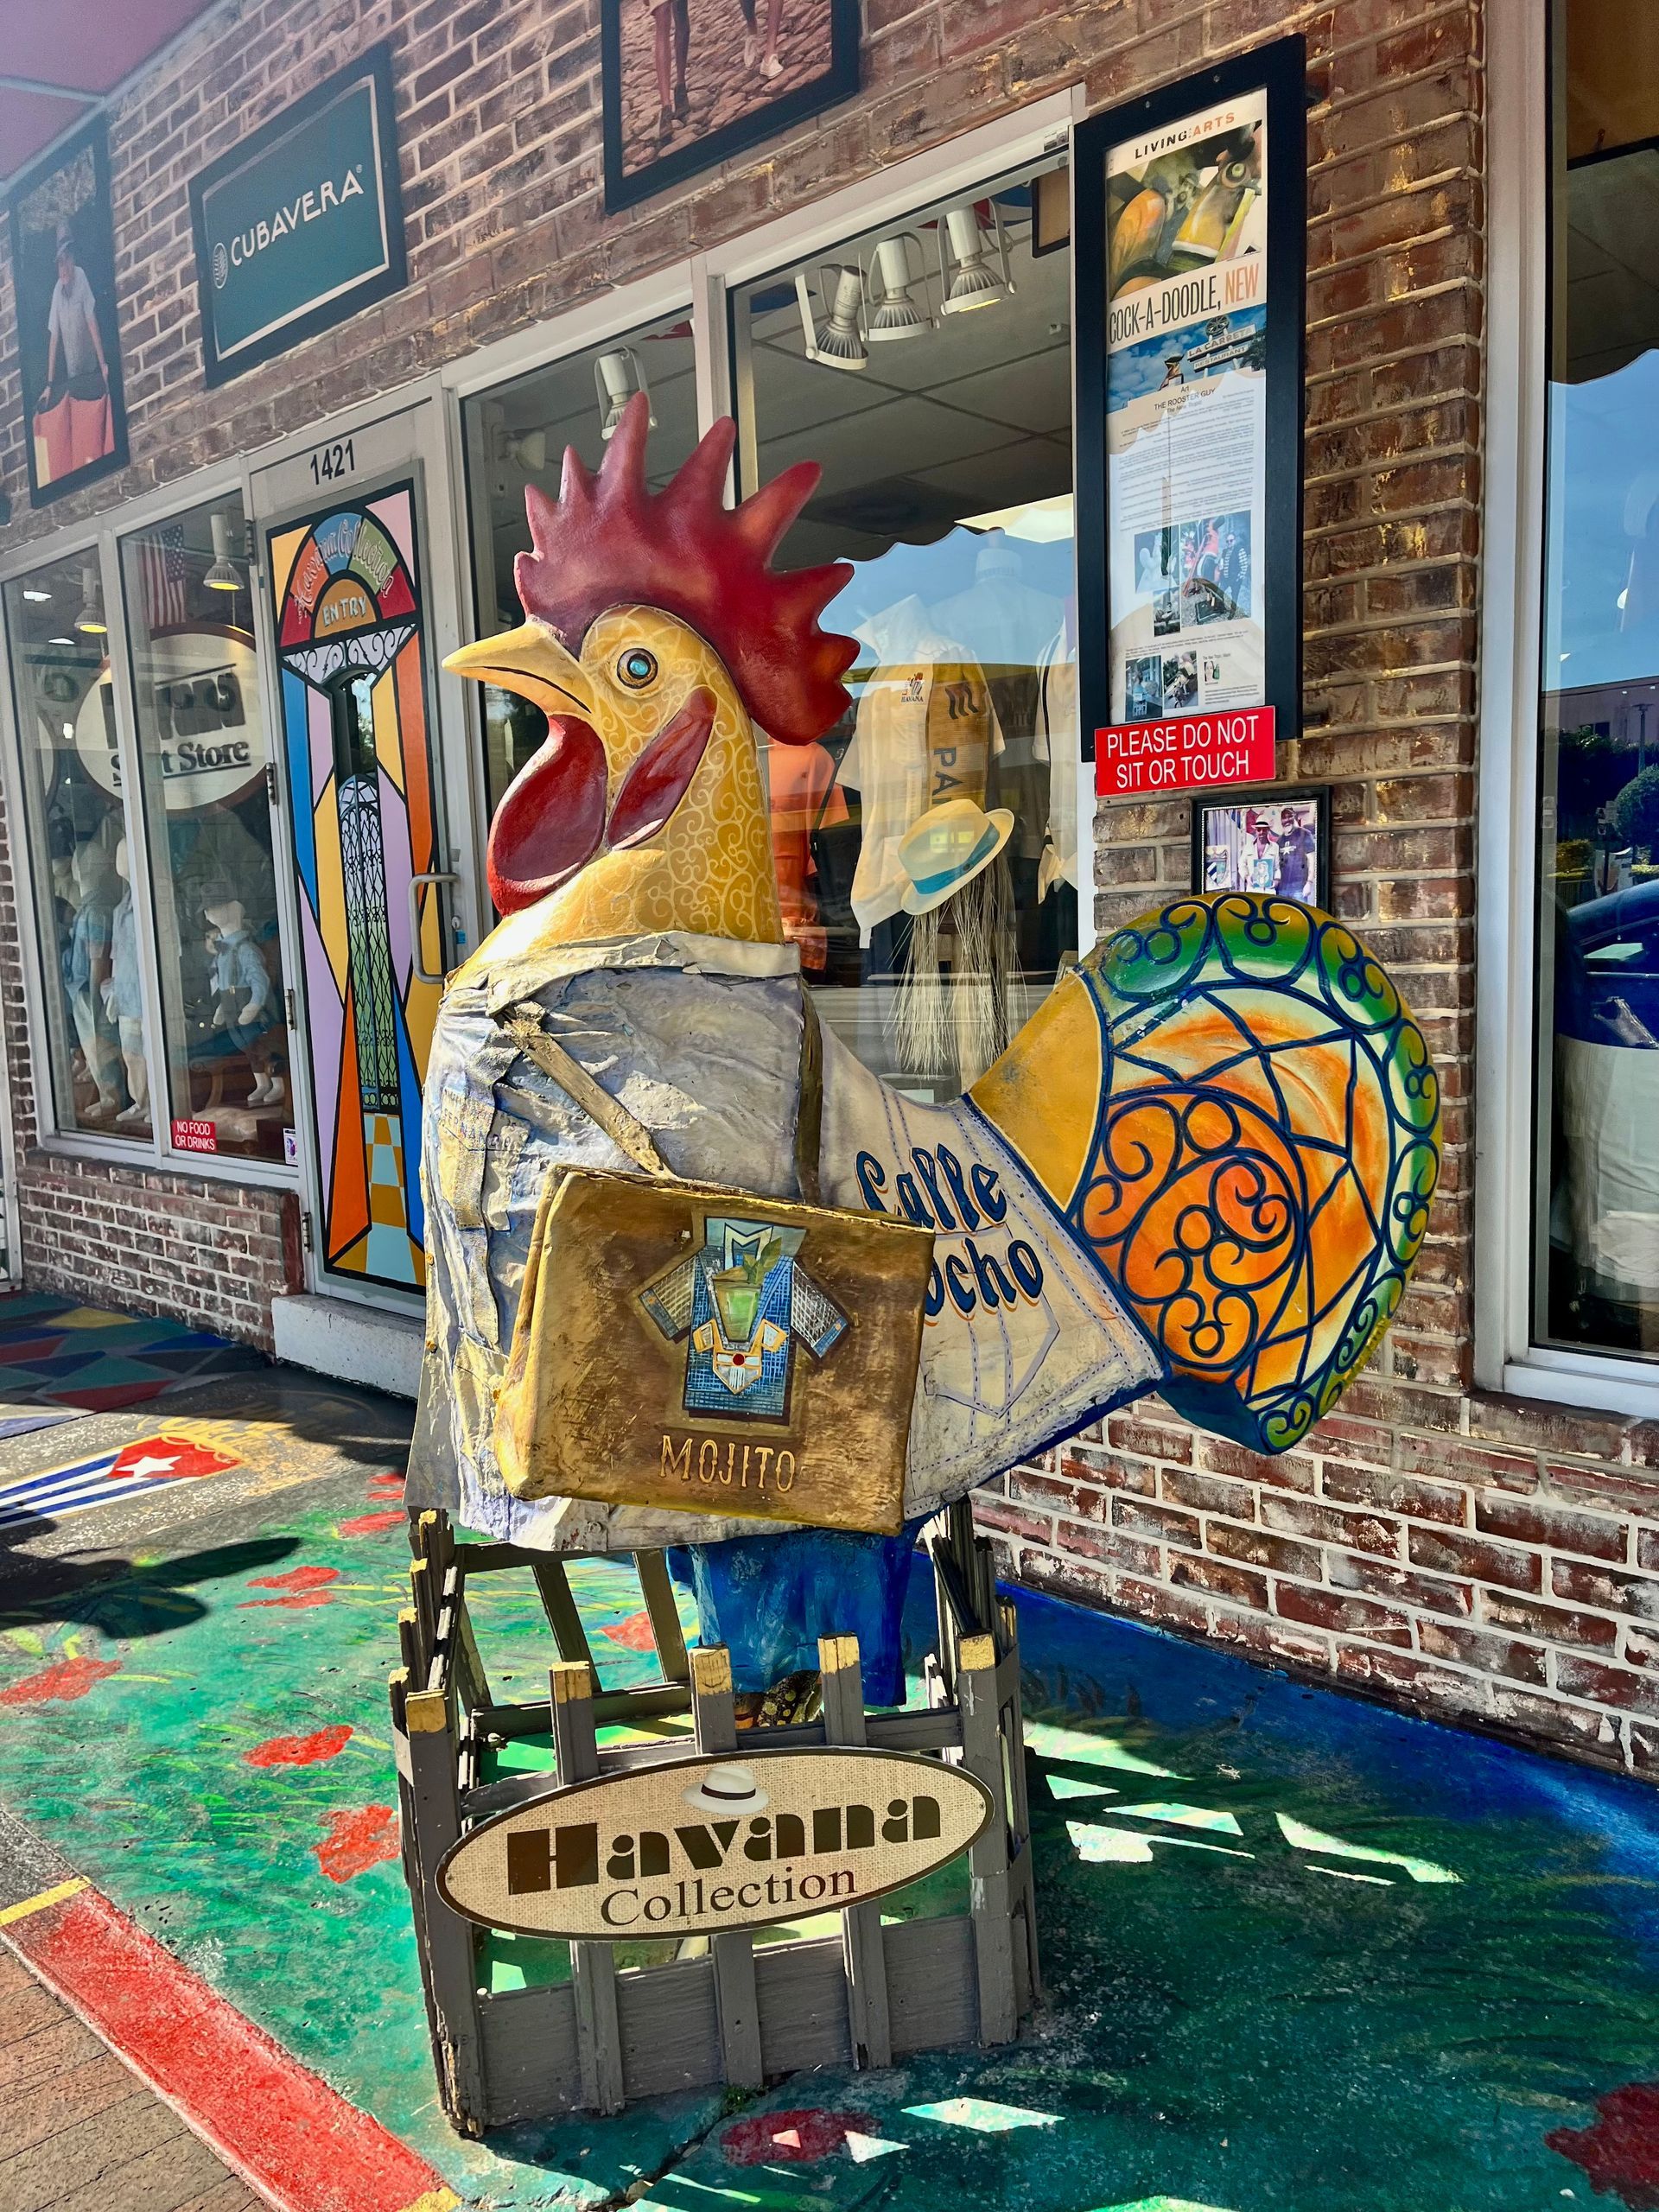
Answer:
682, 1764, 769, 1815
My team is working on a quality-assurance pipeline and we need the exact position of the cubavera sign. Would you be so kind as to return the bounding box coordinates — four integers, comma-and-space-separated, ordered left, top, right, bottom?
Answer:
188, 44, 405, 387
436, 1750, 993, 1941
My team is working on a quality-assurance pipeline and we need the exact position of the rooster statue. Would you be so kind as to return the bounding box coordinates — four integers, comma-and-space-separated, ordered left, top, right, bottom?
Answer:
408, 397, 1440, 1719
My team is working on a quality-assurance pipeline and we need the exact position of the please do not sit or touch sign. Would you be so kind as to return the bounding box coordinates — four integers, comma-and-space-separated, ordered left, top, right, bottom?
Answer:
1096, 705, 1276, 797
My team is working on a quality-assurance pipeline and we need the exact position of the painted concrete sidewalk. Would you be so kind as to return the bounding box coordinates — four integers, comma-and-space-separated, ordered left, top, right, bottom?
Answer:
0, 1382, 1657, 2209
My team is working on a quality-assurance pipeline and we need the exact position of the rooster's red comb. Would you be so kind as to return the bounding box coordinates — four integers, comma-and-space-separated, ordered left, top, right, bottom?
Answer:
514, 393, 857, 747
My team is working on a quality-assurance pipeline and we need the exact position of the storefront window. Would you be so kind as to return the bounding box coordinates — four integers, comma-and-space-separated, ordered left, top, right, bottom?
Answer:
1536, 5, 1659, 1354
461, 311, 700, 827
119, 496, 288, 1164
3, 548, 149, 1138
731, 157, 1077, 1099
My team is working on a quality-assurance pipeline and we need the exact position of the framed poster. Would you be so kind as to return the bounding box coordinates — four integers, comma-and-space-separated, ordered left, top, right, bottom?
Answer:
1192, 784, 1329, 907
188, 44, 406, 388
1075, 38, 1306, 795
602, 0, 860, 213
7, 118, 129, 509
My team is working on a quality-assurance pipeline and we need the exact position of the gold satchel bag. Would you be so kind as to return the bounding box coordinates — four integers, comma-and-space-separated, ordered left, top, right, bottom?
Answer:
490, 1007, 935, 1536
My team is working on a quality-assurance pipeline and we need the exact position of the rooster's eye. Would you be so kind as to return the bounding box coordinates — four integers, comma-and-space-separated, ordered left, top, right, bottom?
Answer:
617, 648, 658, 689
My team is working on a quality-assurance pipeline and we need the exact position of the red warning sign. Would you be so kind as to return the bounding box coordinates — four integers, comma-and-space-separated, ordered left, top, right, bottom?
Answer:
1096, 706, 1276, 798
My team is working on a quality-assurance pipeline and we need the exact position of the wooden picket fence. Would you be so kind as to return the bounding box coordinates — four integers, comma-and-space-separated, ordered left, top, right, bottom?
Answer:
388, 1503, 1039, 2133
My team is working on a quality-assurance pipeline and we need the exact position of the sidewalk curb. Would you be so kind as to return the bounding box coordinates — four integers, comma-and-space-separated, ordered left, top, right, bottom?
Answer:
0, 1873, 459, 2212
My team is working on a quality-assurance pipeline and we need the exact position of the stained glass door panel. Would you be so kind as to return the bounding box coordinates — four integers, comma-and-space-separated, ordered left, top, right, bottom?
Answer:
267, 481, 442, 1294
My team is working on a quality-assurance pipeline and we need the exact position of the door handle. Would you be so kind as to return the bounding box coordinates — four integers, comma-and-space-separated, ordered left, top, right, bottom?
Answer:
409, 870, 461, 987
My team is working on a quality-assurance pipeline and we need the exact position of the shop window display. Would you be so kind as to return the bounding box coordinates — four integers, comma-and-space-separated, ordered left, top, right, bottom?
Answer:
118, 495, 289, 1163
461, 312, 700, 826
1536, 6, 1659, 1352
731, 157, 1077, 1100
3, 548, 149, 1137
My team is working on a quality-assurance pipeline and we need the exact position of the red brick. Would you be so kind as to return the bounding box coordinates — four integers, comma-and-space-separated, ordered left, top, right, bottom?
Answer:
1406, 1527, 1541, 1593
1262, 1493, 1402, 1558
1473, 1494, 1629, 1562
1321, 1462, 1466, 1525
1167, 1554, 1269, 1610
1113, 1497, 1201, 1550
1160, 1467, 1257, 1519
1206, 1522, 1323, 1580
1478, 1592, 1618, 1649
1554, 1656, 1659, 1719
1334, 1644, 1486, 1714
1414, 1620, 1546, 1686
1274, 1583, 1414, 1647
1325, 1552, 1472, 1618
1549, 1559, 1659, 1620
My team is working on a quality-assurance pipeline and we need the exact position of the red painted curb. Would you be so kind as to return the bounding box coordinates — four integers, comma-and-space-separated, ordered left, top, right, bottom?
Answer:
2, 1880, 458, 2212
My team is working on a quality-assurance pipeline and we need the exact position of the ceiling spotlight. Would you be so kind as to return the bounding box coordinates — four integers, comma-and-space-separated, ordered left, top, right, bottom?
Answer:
505, 429, 549, 472
797, 264, 868, 371
939, 202, 1013, 315
595, 348, 656, 440
204, 512, 243, 593
73, 565, 106, 636
865, 232, 932, 342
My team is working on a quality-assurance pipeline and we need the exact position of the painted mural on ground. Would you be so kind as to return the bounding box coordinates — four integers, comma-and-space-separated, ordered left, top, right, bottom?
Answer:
1, 1478, 1657, 2209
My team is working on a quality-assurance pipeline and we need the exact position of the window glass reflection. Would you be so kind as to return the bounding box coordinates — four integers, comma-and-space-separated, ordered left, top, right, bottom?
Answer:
733, 158, 1077, 1099
461, 314, 701, 831
119, 495, 289, 1161
1540, 3, 1659, 1351
3, 550, 147, 1136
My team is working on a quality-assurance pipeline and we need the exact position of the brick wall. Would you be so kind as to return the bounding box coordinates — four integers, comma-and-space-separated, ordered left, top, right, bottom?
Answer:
6, 0, 1658, 1778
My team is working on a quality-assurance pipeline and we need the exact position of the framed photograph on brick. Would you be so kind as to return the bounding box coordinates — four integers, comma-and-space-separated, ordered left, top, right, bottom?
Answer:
1074, 36, 1306, 787
1192, 784, 1329, 907
7, 117, 129, 509
601, 0, 861, 214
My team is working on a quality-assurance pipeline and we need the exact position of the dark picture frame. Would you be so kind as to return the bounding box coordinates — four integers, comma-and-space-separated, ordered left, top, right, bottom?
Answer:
1192, 784, 1330, 908
7, 118, 129, 510
1073, 35, 1306, 765
601, 0, 861, 213
188, 43, 406, 389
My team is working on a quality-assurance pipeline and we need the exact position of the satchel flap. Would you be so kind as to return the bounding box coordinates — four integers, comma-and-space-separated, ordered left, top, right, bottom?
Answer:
493, 1168, 933, 1536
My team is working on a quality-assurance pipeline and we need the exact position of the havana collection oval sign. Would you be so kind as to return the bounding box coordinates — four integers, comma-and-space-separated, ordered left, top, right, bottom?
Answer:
436, 1748, 994, 1941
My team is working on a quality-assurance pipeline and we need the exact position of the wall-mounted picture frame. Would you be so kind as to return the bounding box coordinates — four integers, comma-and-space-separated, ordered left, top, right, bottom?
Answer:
8, 117, 129, 509
601, 0, 861, 213
1192, 784, 1330, 908
1073, 35, 1306, 774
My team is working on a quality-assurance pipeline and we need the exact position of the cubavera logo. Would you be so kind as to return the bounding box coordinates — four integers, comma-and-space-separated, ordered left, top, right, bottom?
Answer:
436, 1749, 993, 1940
214, 165, 366, 285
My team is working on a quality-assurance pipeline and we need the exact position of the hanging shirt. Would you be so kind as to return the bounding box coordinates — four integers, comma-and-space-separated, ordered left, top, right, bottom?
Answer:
837, 597, 1002, 944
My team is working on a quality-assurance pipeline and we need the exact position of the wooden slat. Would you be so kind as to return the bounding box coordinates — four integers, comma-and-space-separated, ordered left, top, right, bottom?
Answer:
818, 1634, 891, 2070
957, 1632, 1016, 2045
616, 1955, 721, 2099
403, 1688, 486, 2126
534, 1560, 597, 1675
550, 1661, 624, 2114
885, 1915, 980, 2055
633, 1550, 690, 1684
752, 1937, 853, 2071
690, 1646, 762, 2091
477, 1985, 582, 2126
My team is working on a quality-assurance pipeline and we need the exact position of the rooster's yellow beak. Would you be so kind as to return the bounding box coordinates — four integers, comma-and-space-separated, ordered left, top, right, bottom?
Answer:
443, 620, 594, 721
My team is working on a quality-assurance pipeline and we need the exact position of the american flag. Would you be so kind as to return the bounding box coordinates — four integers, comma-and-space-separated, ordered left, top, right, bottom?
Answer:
141, 522, 188, 629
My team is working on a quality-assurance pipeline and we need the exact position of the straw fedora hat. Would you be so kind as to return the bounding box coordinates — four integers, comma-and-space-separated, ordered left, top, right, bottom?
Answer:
682, 1762, 770, 1815
898, 797, 1014, 918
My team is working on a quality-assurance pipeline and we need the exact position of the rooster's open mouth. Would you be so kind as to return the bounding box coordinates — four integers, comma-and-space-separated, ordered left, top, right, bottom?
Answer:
483, 686, 716, 916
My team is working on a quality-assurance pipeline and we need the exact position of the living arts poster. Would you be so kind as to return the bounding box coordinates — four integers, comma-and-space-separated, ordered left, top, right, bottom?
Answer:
1104, 90, 1268, 728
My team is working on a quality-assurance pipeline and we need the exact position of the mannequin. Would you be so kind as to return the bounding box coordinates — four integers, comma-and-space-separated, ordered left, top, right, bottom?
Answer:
102, 836, 148, 1128
62, 835, 119, 1123
202, 885, 284, 1107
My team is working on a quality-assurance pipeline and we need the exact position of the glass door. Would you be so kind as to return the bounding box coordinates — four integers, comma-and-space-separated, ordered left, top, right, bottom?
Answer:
251, 405, 475, 1301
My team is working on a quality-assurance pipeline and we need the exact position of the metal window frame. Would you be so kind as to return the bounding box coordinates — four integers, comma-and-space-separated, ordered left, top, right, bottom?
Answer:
1473, 3, 1659, 1417
708, 88, 1094, 950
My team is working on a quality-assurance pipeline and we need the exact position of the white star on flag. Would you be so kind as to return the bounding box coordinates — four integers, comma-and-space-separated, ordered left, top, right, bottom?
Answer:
113, 1453, 181, 1481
